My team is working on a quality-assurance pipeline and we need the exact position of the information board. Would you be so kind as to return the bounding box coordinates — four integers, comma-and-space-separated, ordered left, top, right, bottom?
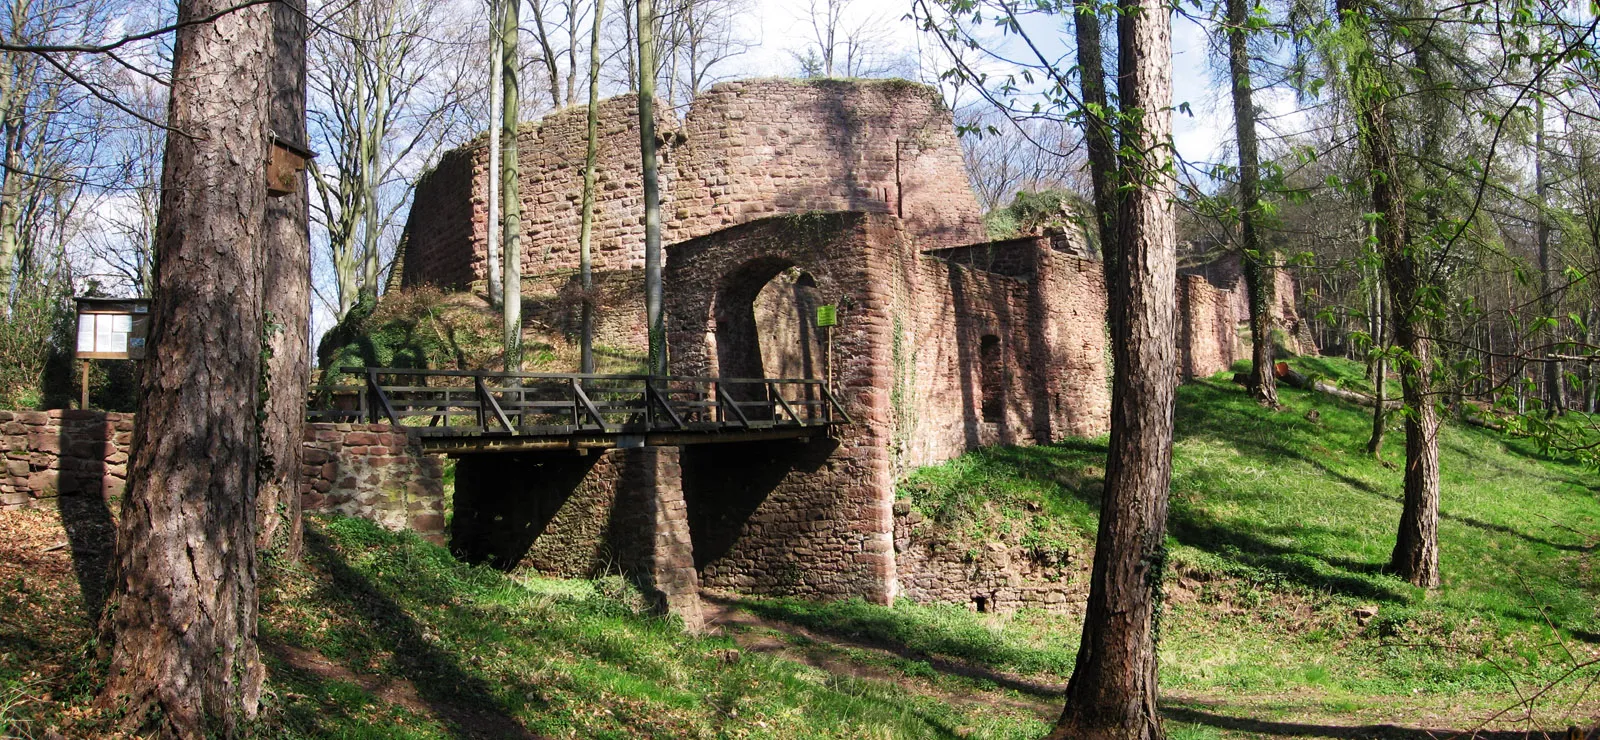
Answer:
74, 297, 151, 360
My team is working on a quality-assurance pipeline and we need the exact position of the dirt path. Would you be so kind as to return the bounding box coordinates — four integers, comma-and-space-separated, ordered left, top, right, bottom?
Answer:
700, 592, 1061, 720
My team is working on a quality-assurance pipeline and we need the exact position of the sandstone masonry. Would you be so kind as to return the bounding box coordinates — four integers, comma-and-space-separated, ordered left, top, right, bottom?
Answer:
399, 79, 986, 292
0, 410, 132, 509
394, 77, 1256, 616
3, 413, 447, 546
301, 423, 447, 544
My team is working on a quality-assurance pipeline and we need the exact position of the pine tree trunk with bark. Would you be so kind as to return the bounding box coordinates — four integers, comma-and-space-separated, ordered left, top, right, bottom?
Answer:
1338, 0, 1441, 587
1050, 0, 1177, 734
258, 0, 310, 563
1386, 259, 1441, 587
98, 1, 273, 735
1225, 0, 1278, 407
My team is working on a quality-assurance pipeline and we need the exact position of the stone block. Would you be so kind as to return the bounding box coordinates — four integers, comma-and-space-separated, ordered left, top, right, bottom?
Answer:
27, 470, 57, 494
27, 434, 59, 454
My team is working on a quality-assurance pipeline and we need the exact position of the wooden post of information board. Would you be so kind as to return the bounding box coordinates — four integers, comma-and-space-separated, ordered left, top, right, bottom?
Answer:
81, 361, 89, 410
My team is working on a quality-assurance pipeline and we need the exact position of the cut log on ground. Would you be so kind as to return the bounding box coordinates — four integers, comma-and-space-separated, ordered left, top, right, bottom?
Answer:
1232, 363, 1401, 410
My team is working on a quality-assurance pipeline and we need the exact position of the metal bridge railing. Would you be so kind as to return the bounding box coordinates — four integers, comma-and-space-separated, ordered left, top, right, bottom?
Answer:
307, 367, 851, 437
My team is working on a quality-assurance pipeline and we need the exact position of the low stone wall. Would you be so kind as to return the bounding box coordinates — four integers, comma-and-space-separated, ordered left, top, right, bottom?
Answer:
0, 410, 132, 509
2, 413, 447, 546
892, 503, 1087, 614
300, 423, 447, 544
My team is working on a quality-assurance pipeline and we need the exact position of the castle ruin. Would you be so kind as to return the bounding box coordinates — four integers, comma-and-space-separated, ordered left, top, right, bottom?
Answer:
389, 78, 1253, 616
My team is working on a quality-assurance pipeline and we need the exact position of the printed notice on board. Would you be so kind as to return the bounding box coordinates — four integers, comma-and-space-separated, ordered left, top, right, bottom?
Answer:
77, 315, 96, 353
100, 315, 128, 354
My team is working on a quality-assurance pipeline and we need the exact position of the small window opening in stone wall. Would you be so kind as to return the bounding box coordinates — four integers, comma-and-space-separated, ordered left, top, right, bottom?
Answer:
973, 594, 989, 613
979, 334, 1002, 424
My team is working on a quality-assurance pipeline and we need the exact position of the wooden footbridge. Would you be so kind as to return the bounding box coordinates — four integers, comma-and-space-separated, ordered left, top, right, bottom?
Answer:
309, 368, 850, 454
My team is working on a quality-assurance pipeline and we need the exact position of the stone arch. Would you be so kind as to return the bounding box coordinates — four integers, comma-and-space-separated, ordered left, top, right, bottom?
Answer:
711, 256, 799, 382
662, 212, 898, 604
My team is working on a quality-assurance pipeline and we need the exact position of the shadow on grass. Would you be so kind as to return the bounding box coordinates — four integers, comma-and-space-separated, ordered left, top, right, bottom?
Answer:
1164, 701, 1579, 739
729, 595, 1071, 697
276, 527, 541, 740
945, 418, 1414, 604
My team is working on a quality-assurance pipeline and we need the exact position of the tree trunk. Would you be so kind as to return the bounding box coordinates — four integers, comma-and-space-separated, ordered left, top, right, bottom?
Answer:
1338, 0, 1440, 589
1535, 96, 1563, 414
579, 0, 606, 375
486, 0, 503, 307
502, 0, 523, 372
98, 1, 272, 735
360, 46, 389, 300
0, 50, 14, 309
1387, 291, 1440, 587
1225, 0, 1277, 407
258, 0, 311, 563
566, 0, 581, 107
1074, 0, 1118, 260
1367, 258, 1387, 455
639, 0, 665, 376
1368, 343, 1387, 455
1050, 0, 1176, 735
530, 0, 564, 109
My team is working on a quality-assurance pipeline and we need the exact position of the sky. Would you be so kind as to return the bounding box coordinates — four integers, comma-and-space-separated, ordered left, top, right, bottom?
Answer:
727, 0, 1241, 166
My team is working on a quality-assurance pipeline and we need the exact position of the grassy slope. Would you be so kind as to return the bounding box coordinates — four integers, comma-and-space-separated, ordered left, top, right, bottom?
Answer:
3, 356, 1597, 738
259, 519, 1049, 739
877, 356, 1600, 727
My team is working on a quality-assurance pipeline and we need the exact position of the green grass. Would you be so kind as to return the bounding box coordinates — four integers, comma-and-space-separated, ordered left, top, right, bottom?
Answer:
258, 517, 1051, 739
884, 356, 1600, 705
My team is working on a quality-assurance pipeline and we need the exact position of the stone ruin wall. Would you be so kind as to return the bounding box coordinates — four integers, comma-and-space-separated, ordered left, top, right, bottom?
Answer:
662, 211, 898, 603
0, 410, 132, 509
384, 78, 1256, 615
301, 423, 447, 544
400, 79, 986, 299
462, 213, 1245, 612
451, 447, 703, 625
897, 238, 1112, 471
3, 412, 448, 546
668, 80, 985, 250
1180, 253, 1317, 354
893, 502, 1088, 614
1178, 273, 1243, 381
442, 213, 904, 606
